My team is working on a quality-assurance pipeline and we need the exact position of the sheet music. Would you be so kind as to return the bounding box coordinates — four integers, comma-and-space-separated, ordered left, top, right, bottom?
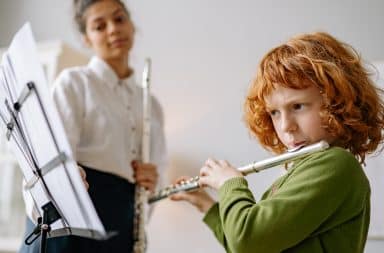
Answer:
0, 23, 106, 239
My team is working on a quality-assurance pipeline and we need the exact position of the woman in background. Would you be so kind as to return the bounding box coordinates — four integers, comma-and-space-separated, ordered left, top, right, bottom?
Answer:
19, 0, 167, 252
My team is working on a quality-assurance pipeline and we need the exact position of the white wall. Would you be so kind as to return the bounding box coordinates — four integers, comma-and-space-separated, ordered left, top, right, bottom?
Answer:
0, 0, 383, 252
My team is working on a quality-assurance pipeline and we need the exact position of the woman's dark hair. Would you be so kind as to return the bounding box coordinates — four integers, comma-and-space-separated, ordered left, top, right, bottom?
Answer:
73, 0, 130, 34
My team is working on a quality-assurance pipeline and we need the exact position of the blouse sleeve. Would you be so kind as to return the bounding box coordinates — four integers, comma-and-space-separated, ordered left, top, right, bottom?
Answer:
149, 95, 168, 190
51, 69, 85, 160
146, 95, 168, 218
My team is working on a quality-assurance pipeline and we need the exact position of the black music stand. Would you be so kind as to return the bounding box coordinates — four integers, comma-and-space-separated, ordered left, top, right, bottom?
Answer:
0, 23, 112, 253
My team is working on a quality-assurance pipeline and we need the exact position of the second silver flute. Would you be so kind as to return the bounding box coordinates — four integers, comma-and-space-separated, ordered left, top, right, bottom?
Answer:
148, 140, 329, 204
133, 58, 151, 253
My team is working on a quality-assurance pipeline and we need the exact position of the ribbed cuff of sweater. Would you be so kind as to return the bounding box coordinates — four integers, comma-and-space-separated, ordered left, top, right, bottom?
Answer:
218, 176, 248, 200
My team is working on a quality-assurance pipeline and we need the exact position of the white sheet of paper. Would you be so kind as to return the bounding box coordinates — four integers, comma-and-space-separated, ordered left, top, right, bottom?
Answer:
0, 23, 106, 239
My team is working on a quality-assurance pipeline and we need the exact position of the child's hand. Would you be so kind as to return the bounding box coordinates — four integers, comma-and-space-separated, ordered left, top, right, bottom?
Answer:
170, 177, 216, 213
199, 158, 243, 190
132, 160, 159, 193
78, 165, 89, 190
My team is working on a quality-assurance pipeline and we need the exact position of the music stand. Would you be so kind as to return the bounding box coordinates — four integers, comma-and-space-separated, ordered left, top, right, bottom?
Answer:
0, 23, 112, 253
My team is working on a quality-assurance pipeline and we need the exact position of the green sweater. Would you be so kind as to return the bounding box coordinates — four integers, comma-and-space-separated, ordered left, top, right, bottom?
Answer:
203, 147, 370, 253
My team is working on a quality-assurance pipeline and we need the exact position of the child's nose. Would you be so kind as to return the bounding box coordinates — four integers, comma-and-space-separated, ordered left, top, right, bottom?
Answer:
281, 114, 297, 132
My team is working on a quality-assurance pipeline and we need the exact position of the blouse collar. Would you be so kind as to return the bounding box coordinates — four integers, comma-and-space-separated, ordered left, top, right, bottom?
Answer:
88, 56, 137, 91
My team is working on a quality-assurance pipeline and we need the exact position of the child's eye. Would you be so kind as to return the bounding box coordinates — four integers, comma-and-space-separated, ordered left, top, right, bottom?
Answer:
292, 103, 304, 110
268, 110, 279, 117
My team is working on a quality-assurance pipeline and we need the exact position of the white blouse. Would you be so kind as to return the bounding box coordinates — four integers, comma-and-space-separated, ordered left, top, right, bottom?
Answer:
23, 56, 167, 222
52, 56, 167, 183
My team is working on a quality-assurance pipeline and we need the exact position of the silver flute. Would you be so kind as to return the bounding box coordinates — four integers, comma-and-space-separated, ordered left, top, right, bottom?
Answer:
148, 140, 329, 204
133, 58, 152, 253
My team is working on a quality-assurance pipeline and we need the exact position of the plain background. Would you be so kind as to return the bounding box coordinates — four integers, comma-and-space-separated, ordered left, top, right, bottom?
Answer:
0, 0, 383, 252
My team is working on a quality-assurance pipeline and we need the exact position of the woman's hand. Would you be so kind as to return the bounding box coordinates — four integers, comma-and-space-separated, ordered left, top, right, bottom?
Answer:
78, 165, 89, 190
199, 158, 243, 190
132, 160, 159, 193
170, 177, 215, 213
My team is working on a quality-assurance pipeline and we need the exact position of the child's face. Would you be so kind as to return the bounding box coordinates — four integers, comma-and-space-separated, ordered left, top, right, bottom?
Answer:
265, 84, 334, 150
83, 0, 134, 62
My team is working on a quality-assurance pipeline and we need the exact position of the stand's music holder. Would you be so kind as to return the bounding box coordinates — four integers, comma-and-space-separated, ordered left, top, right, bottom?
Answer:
0, 23, 111, 253
4, 81, 65, 253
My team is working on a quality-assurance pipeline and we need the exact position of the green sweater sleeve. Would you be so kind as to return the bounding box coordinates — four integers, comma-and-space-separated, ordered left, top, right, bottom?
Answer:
206, 147, 366, 253
203, 203, 232, 251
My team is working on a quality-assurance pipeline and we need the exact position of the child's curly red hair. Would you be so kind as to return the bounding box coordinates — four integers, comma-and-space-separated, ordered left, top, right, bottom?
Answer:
244, 32, 384, 163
